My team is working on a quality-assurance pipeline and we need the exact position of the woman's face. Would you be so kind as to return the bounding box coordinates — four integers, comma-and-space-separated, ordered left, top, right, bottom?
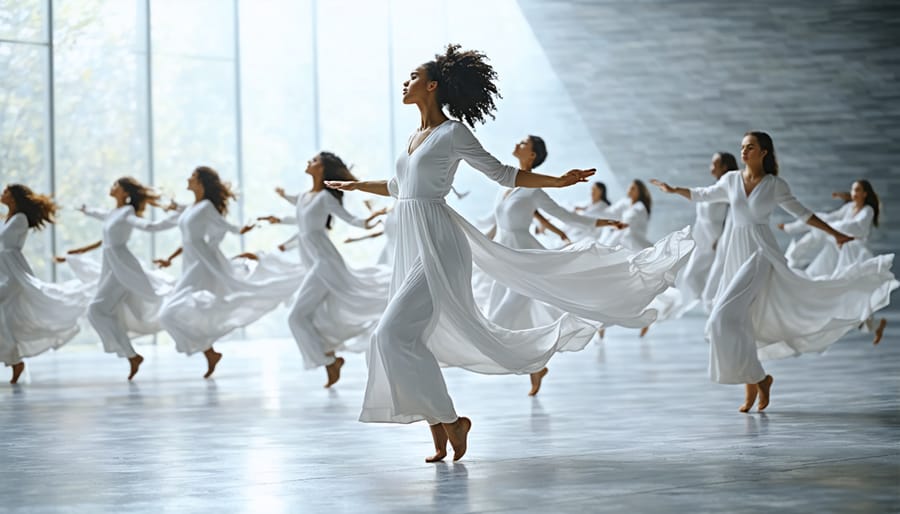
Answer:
740, 135, 766, 168
851, 181, 867, 204
591, 184, 604, 204
109, 182, 126, 200
402, 66, 434, 105
187, 171, 203, 196
627, 182, 639, 202
710, 153, 726, 178
306, 154, 324, 179
1, 187, 12, 209
512, 137, 534, 162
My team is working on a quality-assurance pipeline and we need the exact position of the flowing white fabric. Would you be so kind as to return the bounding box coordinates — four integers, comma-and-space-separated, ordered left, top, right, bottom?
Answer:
785, 203, 877, 279
279, 191, 391, 369
565, 199, 611, 242
376, 207, 398, 266
360, 120, 694, 424
0, 213, 91, 365
598, 198, 652, 251
485, 187, 597, 331
782, 203, 856, 270
68, 206, 177, 358
690, 171, 897, 384
159, 200, 299, 355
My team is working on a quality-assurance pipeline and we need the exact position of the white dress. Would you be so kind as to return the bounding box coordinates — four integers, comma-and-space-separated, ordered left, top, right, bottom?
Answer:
280, 191, 391, 369
566, 199, 611, 242
598, 198, 652, 251
675, 201, 728, 307
377, 207, 398, 266
0, 213, 91, 365
486, 187, 597, 330
783, 203, 875, 279
360, 120, 693, 424
690, 171, 897, 384
782, 204, 852, 269
159, 200, 298, 355
72, 206, 178, 358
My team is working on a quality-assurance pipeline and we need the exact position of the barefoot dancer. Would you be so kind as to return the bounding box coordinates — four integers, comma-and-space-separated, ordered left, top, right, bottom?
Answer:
327, 45, 693, 462
155, 167, 296, 378
652, 132, 897, 413
483, 135, 625, 395
778, 179, 892, 344
0, 185, 90, 384
259, 152, 385, 387
56, 177, 177, 380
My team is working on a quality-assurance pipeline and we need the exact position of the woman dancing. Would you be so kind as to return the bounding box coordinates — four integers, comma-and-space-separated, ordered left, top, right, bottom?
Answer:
56, 177, 177, 380
0, 185, 90, 383
484, 134, 626, 395
652, 132, 897, 412
155, 167, 297, 378
327, 45, 693, 462
258, 152, 387, 387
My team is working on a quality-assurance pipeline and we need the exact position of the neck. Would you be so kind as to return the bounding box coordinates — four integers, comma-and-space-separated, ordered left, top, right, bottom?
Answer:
311, 180, 325, 192
855, 199, 865, 208
744, 164, 764, 178
116, 198, 126, 208
517, 158, 533, 173
193, 191, 204, 203
417, 102, 448, 129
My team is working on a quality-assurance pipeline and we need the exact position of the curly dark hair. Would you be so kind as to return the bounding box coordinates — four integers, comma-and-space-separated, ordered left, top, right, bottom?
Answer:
318, 152, 358, 229
5, 184, 57, 229
744, 131, 778, 175
117, 176, 161, 217
194, 166, 237, 215
424, 44, 501, 128
855, 179, 880, 227
528, 135, 548, 168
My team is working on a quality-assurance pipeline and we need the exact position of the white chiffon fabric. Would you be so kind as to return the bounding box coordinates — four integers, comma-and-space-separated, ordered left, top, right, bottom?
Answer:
690, 171, 897, 384
565, 199, 611, 242
598, 198, 652, 251
0, 213, 91, 365
279, 191, 391, 369
377, 207, 398, 266
69, 206, 177, 358
485, 187, 597, 330
783, 202, 876, 279
360, 120, 694, 424
159, 200, 298, 355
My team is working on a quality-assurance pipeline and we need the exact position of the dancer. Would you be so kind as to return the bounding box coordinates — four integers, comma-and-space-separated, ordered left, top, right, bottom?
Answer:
651, 131, 897, 413
0, 185, 90, 384
556, 181, 613, 242
154, 166, 297, 378
327, 45, 693, 462
598, 179, 653, 251
484, 135, 626, 395
779, 179, 888, 344
55, 177, 176, 380
258, 152, 387, 387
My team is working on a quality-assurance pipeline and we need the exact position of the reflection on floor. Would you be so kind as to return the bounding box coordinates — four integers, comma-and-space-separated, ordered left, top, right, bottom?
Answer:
2, 314, 898, 513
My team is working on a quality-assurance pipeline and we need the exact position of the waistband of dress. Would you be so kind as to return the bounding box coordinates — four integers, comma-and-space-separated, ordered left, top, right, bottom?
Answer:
396, 197, 447, 204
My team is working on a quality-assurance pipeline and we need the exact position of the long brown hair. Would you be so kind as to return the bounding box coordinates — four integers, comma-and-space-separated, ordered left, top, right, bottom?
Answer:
318, 152, 358, 229
856, 179, 880, 227
117, 176, 161, 217
633, 179, 652, 216
744, 131, 778, 175
6, 184, 57, 229
194, 166, 236, 215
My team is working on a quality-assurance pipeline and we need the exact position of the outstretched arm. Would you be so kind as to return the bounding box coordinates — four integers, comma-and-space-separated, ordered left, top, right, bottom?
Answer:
325, 180, 391, 197
515, 169, 596, 189
154, 247, 183, 268
533, 212, 569, 242
649, 179, 692, 200
54, 240, 102, 262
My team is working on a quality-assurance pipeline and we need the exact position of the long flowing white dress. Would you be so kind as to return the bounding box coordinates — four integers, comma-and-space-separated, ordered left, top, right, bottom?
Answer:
782, 204, 849, 269
675, 201, 728, 308
159, 200, 299, 355
562, 198, 611, 243
690, 171, 897, 384
783, 202, 876, 279
280, 191, 391, 369
0, 213, 91, 365
376, 207, 398, 266
598, 199, 652, 251
486, 187, 597, 330
71, 206, 178, 357
360, 120, 694, 424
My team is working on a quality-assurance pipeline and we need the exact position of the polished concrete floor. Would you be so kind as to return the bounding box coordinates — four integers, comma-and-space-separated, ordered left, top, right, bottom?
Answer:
2, 314, 898, 513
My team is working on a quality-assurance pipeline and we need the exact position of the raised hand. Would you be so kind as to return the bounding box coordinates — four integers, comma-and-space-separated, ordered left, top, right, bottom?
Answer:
257, 216, 281, 224
835, 233, 854, 248
650, 179, 675, 193
239, 224, 255, 235
233, 252, 258, 261
832, 191, 851, 202
556, 168, 596, 187
325, 180, 359, 191
154, 258, 171, 268
275, 187, 286, 198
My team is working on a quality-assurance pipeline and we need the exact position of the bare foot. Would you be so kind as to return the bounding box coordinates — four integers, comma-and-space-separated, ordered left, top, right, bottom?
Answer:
739, 383, 758, 413
203, 349, 222, 379
528, 367, 549, 396
128, 355, 144, 381
10, 362, 24, 384
874, 318, 887, 345
756, 375, 773, 412
639, 326, 650, 338
443, 416, 472, 462
324, 356, 345, 388
426, 423, 448, 463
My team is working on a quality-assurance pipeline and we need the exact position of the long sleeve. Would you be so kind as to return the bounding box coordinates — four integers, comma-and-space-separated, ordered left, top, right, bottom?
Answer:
324, 194, 367, 228
280, 195, 300, 224
605, 198, 630, 219
690, 173, 731, 203
125, 209, 180, 232
782, 217, 812, 235
281, 233, 300, 250
451, 122, 518, 188
200, 200, 242, 234
81, 207, 110, 221
533, 190, 596, 228
833, 205, 874, 239
282, 193, 300, 204
774, 177, 813, 221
